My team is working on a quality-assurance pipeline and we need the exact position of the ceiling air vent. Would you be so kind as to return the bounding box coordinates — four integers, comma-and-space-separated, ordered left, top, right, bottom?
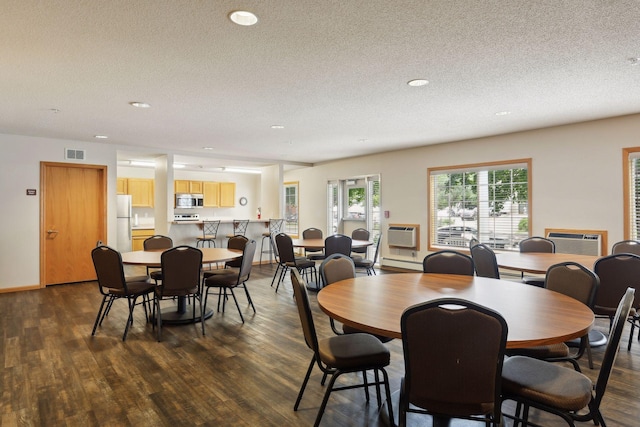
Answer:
65, 148, 86, 160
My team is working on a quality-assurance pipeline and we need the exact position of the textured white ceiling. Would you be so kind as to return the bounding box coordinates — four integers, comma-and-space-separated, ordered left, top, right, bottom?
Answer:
2, 0, 640, 168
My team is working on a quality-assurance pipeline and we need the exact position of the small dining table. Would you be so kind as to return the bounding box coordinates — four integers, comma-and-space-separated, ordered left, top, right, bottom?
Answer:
317, 273, 594, 348
495, 252, 599, 274
291, 238, 372, 250
495, 251, 606, 347
121, 247, 242, 324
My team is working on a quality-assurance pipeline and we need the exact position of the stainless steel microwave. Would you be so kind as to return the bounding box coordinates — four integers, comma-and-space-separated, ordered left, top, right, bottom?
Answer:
175, 193, 204, 208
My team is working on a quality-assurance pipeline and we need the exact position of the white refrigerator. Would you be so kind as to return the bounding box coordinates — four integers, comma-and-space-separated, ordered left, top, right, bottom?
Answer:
117, 195, 132, 252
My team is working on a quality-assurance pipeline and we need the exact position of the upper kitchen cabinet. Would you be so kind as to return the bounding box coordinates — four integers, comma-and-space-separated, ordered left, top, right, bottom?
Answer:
219, 182, 236, 207
175, 180, 203, 194
203, 181, 220, 207
116, 178, 128, 195
127, 178, 154, 207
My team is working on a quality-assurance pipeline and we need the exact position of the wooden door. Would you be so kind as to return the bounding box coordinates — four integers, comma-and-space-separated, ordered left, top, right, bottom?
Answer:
41, 162, 107, 286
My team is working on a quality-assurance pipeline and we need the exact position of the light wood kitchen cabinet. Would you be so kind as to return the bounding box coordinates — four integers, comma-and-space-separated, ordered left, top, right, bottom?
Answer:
219, 182, 236, 207
203, 181, 220, 207
175, 180, 203, 194
127, 178, 154, 207
116, 178, 128, 195
131, 228, 155, 251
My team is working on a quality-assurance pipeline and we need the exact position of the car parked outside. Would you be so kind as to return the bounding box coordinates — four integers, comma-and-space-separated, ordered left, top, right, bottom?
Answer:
436, 226, 478, 246
457, 207, 477, 220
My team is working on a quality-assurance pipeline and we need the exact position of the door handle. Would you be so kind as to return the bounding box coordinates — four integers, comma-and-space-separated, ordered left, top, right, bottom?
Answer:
47, 229, 59, 234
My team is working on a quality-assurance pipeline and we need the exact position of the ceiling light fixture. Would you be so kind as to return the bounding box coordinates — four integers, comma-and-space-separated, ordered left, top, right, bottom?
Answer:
628, 57, 640, 66
94, 135, 108, 139
229, 10, 258, 26
224, 167, 261, 174
129, 101, 151, 108
271, 125, 285, 129
407, 79, 429, 87
202, 147, 214, 150
129, 160, 155, 167
495, 111, 512, 116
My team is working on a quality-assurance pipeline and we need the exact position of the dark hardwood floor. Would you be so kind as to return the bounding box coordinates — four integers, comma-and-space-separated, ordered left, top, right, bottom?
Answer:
1, 263, 638, 426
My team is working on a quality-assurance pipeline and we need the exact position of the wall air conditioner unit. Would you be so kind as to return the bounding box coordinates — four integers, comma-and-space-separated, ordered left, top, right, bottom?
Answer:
546, 232, 602, 256
388, 225, 417, 249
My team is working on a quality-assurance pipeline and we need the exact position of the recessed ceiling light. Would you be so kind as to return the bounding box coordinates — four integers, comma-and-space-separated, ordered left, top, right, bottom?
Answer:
229, 10, 258, 26
94, 135, 108, 139
224, 167, 261, 174
628, 57, 640, 66
271, 125, 285, 129
495, 111, 512, 116
407, 79, 429, 87
50, 108, 60, 113
129, 101, 151, 108
202, 147, 214, 150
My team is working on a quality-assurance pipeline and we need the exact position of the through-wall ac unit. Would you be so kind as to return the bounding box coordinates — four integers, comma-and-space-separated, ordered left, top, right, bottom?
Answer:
388, 226, 417, 248
546, 232, 602, 256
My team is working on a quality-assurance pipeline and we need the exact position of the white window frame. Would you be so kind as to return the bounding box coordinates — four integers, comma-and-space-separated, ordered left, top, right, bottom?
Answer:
428, 159, 532, 251
623, 147, 640, 239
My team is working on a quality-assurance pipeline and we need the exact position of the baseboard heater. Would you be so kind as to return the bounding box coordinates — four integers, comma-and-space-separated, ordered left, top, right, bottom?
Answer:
380, 257, 423, 271
546, 232, 602, 256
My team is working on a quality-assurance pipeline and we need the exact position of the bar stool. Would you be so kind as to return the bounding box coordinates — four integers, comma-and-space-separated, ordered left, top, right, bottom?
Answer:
260, 219, 284, 264
225, 219, 249, 239
196, 220, 220, 248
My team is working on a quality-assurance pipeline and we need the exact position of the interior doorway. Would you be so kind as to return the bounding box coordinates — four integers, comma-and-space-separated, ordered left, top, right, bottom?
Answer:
40, 162, 107, 286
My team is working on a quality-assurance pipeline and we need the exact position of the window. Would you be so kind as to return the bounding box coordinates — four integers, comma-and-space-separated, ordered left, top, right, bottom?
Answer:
284, 181, 299, 237
428, 159, 531, 251
623, 147, 640, 239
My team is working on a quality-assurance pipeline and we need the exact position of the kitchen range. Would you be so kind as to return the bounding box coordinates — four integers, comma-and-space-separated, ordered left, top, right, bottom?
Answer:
173, 213, 200, 222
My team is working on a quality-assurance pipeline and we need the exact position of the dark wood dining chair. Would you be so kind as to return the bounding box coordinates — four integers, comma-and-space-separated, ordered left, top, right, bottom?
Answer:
422, 250, 475, 276
502, 288, 634, 427
519, 236, 555, 286
154, 246, 204, 341
505, 262, 599, 370
273, 232, 317, 291
303, 227, 326, 260
611, 239, 640, 255
324, 234, 352, 257
399, 298, 508, 426
594, 253, 640, 350
290, 269, 395, 427
203, 240, 257, 323
353, 234, 382, 276
143, 235, 173, 281
470, 243, 500, 279
91, 245, 155, 341
350, 228, 370, 260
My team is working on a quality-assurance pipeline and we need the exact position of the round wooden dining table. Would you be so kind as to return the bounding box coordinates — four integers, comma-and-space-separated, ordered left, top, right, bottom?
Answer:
121, 247, 242, 267
121, 247, 242, 324
291, 238, 372, 250
495, 252, 599, 274
317, 273, 594, 349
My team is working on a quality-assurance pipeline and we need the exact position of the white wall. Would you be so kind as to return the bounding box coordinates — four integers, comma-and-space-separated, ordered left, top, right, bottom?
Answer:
2, 113, 638, 288
284, 114, 639, 268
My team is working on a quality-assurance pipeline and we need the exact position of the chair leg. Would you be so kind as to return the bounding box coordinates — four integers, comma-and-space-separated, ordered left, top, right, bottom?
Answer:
294, 356, 316, 411
228, 288, 245, 323
242, 284, 256, 313
362, 370, 370, 402
122, 295, 138, 341
379, 368, 395, 427
91, 295, 110, 335
314, 371, 343, 427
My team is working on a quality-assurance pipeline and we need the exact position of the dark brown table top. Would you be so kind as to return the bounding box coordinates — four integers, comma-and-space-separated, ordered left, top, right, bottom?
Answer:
495, 252, 599, 274
317, 273, 594, 349
121, 247, 242, 267
291, 238, 372, 250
